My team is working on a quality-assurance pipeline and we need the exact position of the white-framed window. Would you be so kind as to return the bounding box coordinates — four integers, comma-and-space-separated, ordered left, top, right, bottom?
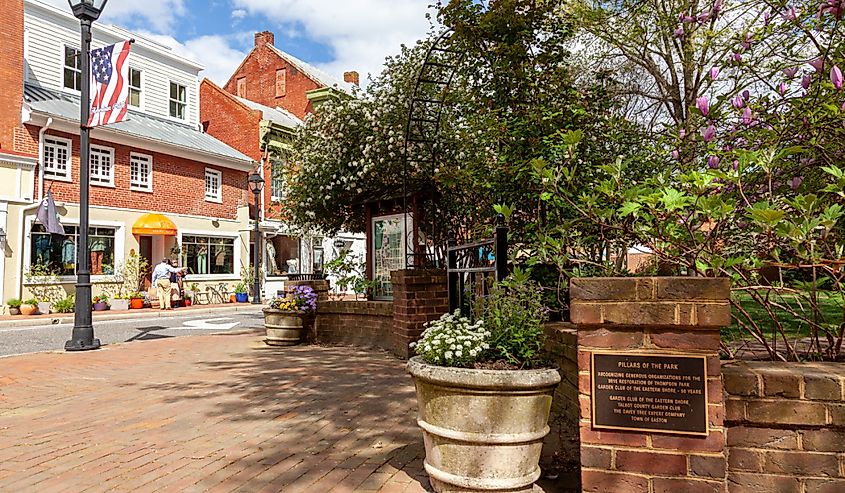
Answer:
130, 152, 152, 192
43, 136, 72, 181
128, 67, 142, 109
89, 145, 114, 187
169, 81, 187, 119
181, 235, 236, 275
63, 45, 81, 91
30, 224, 117, 276
204, 168, 222, 203
270, 160, 285, 200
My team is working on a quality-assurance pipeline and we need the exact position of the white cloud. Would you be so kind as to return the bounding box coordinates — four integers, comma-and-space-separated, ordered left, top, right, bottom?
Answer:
135, 32, 248, 85
37, 0, 187, 33
230, 0, 436, 84
231, 9, 247, 20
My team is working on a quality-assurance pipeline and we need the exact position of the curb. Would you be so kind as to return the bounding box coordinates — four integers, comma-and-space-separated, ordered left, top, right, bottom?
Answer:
0, 304, 264, 329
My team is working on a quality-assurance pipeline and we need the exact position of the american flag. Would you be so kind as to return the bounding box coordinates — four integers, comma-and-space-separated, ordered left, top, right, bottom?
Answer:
87, 40, 132, 128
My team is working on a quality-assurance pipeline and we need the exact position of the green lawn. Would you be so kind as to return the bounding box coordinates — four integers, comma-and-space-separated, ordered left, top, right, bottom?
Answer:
723, 291, 844, 343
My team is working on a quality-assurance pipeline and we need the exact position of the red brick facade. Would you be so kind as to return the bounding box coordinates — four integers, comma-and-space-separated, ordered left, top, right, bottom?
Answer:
0, 0, 24, 151
222, 31, 322, 121
18, 125, 247, 220
199, 80, 262, 162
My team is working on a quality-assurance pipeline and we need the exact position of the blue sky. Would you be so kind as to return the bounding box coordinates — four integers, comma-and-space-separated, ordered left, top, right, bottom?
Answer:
41, 0, 436, 85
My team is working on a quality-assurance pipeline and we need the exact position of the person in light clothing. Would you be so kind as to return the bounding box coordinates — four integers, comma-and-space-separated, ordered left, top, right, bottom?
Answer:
151, 258, 186, 310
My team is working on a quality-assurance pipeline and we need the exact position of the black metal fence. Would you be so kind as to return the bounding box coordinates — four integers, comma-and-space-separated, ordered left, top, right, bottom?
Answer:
447, 215, 508, 317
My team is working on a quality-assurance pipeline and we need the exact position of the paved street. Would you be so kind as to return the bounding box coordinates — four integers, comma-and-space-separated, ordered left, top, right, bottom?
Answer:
0, 308, 263, 358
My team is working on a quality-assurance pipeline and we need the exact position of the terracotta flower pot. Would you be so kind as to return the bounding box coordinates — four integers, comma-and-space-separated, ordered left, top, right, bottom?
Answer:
20, 304, 37, 316
129, 298, 144, 309
263, 308, 304, 346
407, 357, 560, 493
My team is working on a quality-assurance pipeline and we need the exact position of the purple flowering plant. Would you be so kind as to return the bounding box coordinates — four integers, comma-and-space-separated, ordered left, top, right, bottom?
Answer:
268, 285, 318, 313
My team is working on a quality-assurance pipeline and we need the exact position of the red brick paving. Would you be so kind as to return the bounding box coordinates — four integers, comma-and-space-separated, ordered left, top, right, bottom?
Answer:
0, 330, 432, 492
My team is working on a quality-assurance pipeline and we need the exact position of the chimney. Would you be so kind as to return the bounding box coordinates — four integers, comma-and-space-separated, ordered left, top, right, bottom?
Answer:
254, 31, 274, 48
343, 71, 360, 86
0, 0, 24, 150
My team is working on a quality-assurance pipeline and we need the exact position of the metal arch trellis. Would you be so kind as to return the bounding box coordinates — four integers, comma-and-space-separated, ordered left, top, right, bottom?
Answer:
401, 28, 466, 269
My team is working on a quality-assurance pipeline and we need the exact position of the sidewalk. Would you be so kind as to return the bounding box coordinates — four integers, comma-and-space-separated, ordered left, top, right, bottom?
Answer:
0, 303, 263, 329
0, 330, 431, 492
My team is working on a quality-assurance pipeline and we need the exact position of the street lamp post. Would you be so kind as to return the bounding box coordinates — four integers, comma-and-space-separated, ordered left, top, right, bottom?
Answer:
65, 0, 108, 351
248, 171, 265, 305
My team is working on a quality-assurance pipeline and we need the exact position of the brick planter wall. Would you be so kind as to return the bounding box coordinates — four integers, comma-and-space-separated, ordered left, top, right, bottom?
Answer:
314, 301, 394, 350
390, 269, 448, 359
723, 361, 845, 493
571, 277, 731, 493
542, 322, 581, 484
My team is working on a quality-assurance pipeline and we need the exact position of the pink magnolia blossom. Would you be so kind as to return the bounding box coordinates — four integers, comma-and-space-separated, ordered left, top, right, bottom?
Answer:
742, 90, 751, 101
679, 128, 687, 139
790, 176, 804, 190
671, 150, 681, 160
742, 107, 753, 125
674, 27, 685, 38
731, 95, 745, 109
810, 57, 826, 72
741, 33, 754, 50
709, 67, 720, 80
801, 74, 813, 89
764, 10, 772, 25
683, 14, 696, 23
697, 12, 710, 23
711, 0, 724, 16
696, 96, 710, 116
832, 65, 843, 89
819, 0, 845, 19
783, 67, 799, 78
783, 6, 798, 20
707, 155, 720, 168
702, 125, 716, 142
732, 53, 743, 63
841, 101, 845, 111
778, 82, 788, 95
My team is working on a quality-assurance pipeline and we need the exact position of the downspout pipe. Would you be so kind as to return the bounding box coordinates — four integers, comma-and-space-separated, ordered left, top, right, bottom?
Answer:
37, 116, 53, 201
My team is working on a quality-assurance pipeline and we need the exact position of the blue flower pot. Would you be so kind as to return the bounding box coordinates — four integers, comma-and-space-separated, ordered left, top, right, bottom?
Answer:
235, 292, 249, 303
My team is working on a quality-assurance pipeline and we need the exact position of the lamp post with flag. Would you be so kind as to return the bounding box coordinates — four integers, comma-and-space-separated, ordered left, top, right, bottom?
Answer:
65, 0, 120, 351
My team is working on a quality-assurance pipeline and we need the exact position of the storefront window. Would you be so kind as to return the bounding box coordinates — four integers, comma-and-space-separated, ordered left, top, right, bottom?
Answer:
265, 235, 300, 277
30, 224, 116, 276
182, 235, 235, 275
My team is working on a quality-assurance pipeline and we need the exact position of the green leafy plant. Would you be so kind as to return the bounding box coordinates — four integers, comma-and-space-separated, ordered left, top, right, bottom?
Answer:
117, 252, 149, 299
6, 299, 21, 309
92, 295, 108, 304
411, 311, 490, 367
23, 299, 38, 306
53, 295, 75, 313
129, 291, 145, 300
234, 282, 247, 294
325, 250, 373, 300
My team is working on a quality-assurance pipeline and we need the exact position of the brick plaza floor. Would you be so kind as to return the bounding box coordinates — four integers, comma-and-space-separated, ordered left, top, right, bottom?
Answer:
0, 330, 432, 493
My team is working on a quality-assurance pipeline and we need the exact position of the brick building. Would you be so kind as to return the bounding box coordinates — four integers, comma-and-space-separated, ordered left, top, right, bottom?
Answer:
201, 31, 365, 297
0, 0, 255, 307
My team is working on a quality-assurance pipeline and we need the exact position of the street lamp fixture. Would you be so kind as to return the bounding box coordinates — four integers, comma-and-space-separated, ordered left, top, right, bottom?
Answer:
248, 170, 265, 305
65, 0, 109, 351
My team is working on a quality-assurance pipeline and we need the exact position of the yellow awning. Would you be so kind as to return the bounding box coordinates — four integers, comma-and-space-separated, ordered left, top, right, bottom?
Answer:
132, 213, 177, 236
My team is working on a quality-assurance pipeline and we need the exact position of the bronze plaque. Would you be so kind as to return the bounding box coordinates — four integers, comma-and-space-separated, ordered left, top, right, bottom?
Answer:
591, 352, 708, 436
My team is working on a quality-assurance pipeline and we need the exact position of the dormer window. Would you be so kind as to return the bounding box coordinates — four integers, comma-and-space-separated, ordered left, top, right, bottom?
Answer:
128, 67, 142, 108
169, 81, 187, 119
63, 46, 81, 91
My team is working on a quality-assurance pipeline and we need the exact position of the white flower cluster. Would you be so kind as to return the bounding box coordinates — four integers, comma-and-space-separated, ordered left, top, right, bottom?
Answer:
410, 310, 490, 367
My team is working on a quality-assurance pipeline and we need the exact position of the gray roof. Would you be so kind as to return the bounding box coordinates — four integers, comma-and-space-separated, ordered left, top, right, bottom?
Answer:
23, 83, 253, 164
267, 45, 356, 95
235, 96, 302, 129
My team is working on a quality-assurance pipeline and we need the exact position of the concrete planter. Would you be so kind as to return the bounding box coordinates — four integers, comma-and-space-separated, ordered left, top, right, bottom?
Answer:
263, 308, 304, 346
37, 301, 51, 315
407, 357, 560, 493
111, 299, 130, 311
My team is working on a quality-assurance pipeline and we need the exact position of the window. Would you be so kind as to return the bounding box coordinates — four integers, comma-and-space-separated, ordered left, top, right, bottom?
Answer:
270, 160, 285, 200
236, 77, 246, 98
275, 69, 286, 97
89, 145, 114, 186
30, 225, 116, 276
169, 82, 187, 119
265, 235, 300, 276
43, 136, 72, 181
130, 152, 152, 191
128, 67, 142, 108
181, 235, 235, 275
63, 46, 81, 91
204, 168, 222, 202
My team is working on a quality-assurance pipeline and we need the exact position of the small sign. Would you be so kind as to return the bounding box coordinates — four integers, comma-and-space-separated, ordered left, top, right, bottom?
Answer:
591, 352, 709, 436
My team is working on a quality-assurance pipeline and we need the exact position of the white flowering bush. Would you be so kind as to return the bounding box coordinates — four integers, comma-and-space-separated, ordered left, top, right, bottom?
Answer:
410, 310, 490, 367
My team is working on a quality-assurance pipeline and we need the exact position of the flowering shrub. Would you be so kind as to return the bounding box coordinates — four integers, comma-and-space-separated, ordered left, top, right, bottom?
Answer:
268, 285, 318, 313
410, 311, 490, 367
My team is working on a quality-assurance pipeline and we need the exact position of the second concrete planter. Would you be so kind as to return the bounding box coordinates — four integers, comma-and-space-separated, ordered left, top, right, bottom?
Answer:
407, 357, 560, 493
263, 308, 304, 346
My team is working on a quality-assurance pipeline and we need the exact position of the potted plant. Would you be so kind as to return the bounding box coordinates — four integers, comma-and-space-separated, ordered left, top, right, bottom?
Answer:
20, 299, 38, 316
234, 282, 249, 303
52, 295, 75, 313
263, 285, 317, 346
183, 293, 192, 307
129, 292, 145, 310
92, 295, 109, 311
407, 275, 560, 493
111, 295, 130, 311
6, 299, 22, 316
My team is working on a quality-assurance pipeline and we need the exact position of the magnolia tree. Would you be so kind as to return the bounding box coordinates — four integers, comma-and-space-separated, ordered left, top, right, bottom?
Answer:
558, 0, 845, 360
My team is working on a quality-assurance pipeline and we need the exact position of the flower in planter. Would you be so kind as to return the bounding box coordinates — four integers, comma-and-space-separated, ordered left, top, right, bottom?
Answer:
268, 285, 317, 313
411, 311, 489, 367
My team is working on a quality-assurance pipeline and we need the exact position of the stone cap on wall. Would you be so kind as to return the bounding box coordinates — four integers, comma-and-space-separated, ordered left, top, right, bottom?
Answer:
570, 277, 731, 327
318, 300, 393, 317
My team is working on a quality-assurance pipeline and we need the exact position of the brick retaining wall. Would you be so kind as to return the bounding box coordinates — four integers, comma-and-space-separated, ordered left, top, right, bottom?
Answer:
542, 323, 581, 484
723, 361, 845, 493
315, 301, 394, 350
